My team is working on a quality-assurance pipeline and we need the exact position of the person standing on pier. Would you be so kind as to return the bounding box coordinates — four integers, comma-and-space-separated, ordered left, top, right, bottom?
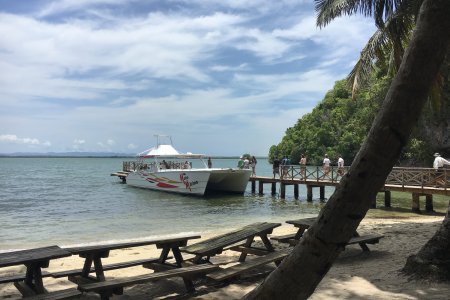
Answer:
322, 154, 331, 179
337, 155, 345, 176
273, 157, 280, 178
250, 156, 257, 176
433, 153, 450, 186
299, 154, 307, 179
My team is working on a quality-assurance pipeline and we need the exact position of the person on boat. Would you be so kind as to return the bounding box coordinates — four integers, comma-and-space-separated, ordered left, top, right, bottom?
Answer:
207, 157, 212, 168
237, 156, 244, 169
184, 161, 191, 169
243, 156, 250, 169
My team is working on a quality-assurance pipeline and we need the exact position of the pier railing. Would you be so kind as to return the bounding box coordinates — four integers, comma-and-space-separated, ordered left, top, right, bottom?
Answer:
278, 165, 448, 190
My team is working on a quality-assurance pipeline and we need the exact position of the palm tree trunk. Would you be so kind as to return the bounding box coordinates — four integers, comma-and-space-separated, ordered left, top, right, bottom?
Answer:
403, 200, 450, 280
243, 0, 450, 299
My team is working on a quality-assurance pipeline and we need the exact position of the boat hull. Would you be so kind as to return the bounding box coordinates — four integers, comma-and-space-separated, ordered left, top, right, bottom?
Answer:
125, 168, 251, 195
126, 170, 210, 195
206, 169, 252, 193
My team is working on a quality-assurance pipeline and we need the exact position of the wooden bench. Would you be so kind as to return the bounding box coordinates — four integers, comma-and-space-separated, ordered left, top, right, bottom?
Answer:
270, 233, 297, 243
284, 218, 384, 251
50, 257, 171, 278
180, 222, 281, 264
273, 232, 384, 251
63, 235, 200, 283
22, 288, 81, 300
0, 246, 72, 297
206, 248, 292, 281
78, 264, 219, 300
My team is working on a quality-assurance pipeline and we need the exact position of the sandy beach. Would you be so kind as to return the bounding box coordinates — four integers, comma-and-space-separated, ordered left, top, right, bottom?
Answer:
1, 215, 449, 300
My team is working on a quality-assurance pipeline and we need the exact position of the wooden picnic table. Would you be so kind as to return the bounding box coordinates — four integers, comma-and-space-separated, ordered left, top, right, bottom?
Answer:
285, 217, 317, 240
0, 245, 71, 297
62, 234, 200, 284
180, 222, 281, 264
283, 217, 384, 251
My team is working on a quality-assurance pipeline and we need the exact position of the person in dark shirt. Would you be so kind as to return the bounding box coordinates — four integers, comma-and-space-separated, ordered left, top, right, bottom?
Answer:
273, 157, 280, 178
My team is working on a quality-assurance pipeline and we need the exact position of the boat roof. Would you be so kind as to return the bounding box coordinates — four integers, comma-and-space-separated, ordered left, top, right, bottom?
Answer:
138, 143, 204, 158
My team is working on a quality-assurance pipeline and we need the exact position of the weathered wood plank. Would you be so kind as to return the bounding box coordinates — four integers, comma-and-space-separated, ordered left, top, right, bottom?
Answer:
78, 264, 218, 293
22, 288, 81, 300
206, 248, 292, 281
50, 257, 170, 278
64, 235, 200, 255
180, 223, 280, 256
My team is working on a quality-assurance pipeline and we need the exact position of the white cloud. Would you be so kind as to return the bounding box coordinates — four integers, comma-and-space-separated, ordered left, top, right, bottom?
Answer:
0, 1, 376, 155
0, 134, 51, 147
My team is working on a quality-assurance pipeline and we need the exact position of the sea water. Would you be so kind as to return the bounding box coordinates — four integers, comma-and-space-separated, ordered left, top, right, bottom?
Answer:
0, 157, 334, 251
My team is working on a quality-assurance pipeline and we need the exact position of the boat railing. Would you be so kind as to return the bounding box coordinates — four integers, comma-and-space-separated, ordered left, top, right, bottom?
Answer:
122, 160, 193, 172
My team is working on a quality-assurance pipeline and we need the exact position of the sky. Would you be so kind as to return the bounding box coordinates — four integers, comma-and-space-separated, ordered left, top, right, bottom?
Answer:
0, 0, 376, 156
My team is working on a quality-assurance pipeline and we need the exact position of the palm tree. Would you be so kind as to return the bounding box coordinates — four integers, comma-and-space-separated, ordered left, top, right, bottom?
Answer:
317, 0, 446, 110
243, 1, 450, 299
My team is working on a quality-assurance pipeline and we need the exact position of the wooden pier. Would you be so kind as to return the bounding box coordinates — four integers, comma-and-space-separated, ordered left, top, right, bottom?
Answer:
249, 165, 449, 213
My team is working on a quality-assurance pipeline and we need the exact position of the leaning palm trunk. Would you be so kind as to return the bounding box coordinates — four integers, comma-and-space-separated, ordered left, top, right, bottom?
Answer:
243, 0, 450, 299
403, 201, 450, 280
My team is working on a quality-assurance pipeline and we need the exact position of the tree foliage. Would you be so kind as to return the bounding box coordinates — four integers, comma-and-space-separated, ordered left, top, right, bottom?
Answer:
269, 76, 389, 165
269, 63, 449, 166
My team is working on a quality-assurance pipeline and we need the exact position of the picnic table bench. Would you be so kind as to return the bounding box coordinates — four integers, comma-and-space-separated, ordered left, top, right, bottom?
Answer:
0, 245, 75, 298
273, 217, 384, 251
180, 222, 281, 264
62, 234, 200, 285
78, 264, 218, 300
206, 247, 292, 282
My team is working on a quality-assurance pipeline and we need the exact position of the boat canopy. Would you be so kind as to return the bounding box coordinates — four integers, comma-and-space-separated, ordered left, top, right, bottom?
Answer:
138, 143, 204, 158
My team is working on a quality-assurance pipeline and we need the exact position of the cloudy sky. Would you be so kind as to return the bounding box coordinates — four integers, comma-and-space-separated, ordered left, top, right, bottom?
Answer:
0, 0, 375, 155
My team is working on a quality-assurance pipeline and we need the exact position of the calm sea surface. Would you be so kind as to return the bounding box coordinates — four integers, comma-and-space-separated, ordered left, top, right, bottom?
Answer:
0, 157, 334, 251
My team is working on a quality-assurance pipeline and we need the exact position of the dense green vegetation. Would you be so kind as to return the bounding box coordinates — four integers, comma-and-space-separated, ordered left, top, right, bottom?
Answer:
269, 74, 389, 165
269, 67, 449, 166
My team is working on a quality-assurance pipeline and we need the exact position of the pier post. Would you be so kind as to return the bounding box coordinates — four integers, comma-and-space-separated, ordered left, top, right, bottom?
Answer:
319, 186, 325, 201
294, 184, 299, 199
271, 182, 276, 195
280, 184, 286, 199
412, 193, 420, 212
251, 180, 256, 193
258, 181, 264, 195
371, 195, 377, 208
384, 191, 391, 207
425, 194, 433, 212
307, 186, 313, 202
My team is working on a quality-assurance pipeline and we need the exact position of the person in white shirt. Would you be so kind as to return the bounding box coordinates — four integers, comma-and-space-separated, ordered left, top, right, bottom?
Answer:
433, 153, 450, 186
322, 154, 331, 178
337, 155, 345, 176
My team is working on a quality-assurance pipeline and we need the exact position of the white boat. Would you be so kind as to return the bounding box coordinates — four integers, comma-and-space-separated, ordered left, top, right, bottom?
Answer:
123, 136, 251, 196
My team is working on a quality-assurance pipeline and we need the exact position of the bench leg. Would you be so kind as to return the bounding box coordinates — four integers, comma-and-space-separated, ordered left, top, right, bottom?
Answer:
171, 247, 184, 267
182, 278, 196, 293
358, 243, 370, 252
239, 237, 254, 262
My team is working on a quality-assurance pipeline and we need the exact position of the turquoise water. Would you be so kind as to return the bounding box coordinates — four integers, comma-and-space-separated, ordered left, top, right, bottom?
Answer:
0, 157, 334, 251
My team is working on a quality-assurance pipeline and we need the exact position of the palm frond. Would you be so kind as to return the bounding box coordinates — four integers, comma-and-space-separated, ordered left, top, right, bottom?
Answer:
347, 28, 391, 99
315, 0, 414, 28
